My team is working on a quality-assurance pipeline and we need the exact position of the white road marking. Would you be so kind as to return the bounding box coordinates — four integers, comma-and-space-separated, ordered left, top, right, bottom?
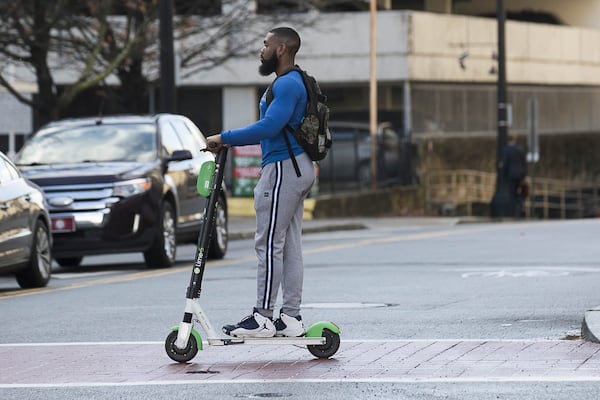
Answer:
0, 338, 569, 347
301, 302, 392, 309
3, 376, 600, 389
457, 266, 600, 278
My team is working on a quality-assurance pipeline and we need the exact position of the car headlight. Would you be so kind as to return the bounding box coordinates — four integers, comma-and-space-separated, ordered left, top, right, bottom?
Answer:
29, 190, 45, 205
113, 178, 152, 198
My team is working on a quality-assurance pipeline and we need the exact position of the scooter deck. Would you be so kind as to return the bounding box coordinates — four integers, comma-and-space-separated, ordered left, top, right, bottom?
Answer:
208, 336, 326, 346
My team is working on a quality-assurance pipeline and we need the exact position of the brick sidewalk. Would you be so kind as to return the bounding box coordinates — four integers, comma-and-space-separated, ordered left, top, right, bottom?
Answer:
2, 339, 600, 386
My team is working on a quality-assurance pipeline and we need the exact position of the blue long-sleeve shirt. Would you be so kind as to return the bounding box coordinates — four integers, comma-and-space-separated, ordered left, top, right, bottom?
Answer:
221, 70, 307, 167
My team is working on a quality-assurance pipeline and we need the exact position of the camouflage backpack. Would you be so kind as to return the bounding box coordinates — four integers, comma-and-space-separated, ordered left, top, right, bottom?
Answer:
266, 66, 332, 176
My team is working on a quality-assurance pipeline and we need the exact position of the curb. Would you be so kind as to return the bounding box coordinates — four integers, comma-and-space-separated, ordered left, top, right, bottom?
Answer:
229, 222, 368, 241
582, 306, 600, 343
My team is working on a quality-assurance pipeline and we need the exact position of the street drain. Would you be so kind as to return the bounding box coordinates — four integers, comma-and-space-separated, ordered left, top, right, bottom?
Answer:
301, 302, 397, 309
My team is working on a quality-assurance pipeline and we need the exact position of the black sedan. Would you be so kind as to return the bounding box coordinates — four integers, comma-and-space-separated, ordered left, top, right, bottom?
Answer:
14, 114, 227, 268
0, 151, 52, 288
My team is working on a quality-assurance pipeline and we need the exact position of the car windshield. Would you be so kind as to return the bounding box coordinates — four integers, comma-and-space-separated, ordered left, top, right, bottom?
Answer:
16, 123, 157, 165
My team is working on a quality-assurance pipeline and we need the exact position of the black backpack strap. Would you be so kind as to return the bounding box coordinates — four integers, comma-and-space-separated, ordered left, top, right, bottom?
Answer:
265, 84, 273, 106
266, 66, 303, 106
283, 125, 301, 178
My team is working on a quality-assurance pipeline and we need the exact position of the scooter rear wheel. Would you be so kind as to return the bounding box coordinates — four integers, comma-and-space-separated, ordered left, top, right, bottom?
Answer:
307, 328, 340, 359
165, 330, 199, 362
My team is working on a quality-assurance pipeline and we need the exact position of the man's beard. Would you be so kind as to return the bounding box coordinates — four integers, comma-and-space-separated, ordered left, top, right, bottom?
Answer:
259, 53, 278, 76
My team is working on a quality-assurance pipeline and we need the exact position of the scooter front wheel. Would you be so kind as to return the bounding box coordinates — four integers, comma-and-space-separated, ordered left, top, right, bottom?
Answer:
165, 330, 199, 362
307, 328, 340, 359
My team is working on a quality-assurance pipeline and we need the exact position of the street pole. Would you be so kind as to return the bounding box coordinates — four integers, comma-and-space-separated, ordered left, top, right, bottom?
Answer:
527, 98, 539, 218
369, 0, 378, 191
159, 0, 176, 113
490, 0, 511, 217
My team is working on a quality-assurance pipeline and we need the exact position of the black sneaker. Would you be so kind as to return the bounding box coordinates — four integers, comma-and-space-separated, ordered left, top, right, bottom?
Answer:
223, 308, 276, 338
274, 312, 305, 337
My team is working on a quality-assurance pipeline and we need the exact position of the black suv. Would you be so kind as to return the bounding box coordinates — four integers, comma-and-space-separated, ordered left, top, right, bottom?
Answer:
14, 114, 227, 268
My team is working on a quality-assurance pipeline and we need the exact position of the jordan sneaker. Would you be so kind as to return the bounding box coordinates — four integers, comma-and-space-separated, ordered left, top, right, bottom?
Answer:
274, 312, 305, 337
223, 308, 276, 338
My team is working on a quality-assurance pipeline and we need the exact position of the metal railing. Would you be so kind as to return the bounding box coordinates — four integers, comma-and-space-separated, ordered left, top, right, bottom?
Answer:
425, 169, 600, 219
528, 178, 600, 219
425, 170, 496, 216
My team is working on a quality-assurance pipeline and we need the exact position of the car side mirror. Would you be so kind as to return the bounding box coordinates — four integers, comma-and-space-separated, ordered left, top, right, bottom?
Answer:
167, 149, 193, 163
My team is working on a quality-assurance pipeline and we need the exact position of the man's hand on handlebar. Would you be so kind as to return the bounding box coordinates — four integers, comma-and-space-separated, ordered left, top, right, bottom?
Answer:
206, 134, 223, 153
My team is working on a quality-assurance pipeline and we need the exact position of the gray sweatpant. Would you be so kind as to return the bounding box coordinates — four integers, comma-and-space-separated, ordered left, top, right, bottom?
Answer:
254, 153, 315, 318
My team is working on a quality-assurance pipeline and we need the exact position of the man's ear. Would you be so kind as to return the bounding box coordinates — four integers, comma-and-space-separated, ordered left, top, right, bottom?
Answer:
276, 42, 287, 58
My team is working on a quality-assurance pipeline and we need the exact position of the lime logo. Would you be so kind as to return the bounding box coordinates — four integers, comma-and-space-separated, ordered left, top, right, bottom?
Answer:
194, 248, 205, 268
194, 267, 200, 274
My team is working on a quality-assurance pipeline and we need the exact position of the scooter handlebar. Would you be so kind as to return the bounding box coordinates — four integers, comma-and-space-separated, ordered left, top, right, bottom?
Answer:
201, 141, 228, 152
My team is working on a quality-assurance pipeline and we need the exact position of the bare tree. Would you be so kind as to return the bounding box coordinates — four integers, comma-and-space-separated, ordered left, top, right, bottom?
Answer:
0, 0, 336, 126
0, 0, 151, 126
174, 2, 271, 79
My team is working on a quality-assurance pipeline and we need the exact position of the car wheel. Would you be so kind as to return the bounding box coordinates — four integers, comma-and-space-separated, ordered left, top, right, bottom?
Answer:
144, 201, 176, 268
55, 257, 83, 268
208, 193, 228, 260
16, 220, 52, 288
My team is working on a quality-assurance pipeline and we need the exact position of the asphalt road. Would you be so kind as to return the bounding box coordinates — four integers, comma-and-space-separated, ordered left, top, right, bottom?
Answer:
1, 217, 600, 399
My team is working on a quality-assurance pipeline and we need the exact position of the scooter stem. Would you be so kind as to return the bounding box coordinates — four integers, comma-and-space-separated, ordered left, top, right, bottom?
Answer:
186, 147, 228, 300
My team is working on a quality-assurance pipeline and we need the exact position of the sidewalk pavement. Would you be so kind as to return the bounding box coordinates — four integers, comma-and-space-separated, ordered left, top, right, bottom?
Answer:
228, 215, 464, 241
3, 339, 600, 386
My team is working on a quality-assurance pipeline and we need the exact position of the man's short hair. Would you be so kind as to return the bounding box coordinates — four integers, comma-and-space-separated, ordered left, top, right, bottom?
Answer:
270, 27, 301, 55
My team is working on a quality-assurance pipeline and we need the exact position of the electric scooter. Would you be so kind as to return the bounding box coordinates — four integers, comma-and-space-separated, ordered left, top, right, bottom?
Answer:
164, 145, 340, 362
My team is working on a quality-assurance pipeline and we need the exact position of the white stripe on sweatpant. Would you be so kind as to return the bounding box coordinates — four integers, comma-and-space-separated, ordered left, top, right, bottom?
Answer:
263, 161, 282, 309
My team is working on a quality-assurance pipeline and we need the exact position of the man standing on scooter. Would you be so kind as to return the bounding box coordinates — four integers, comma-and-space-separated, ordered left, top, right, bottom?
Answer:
206, 27, 314, 338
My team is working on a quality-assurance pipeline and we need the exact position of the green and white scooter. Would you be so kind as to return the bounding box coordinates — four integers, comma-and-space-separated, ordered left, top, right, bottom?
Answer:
164, 145, 340, 362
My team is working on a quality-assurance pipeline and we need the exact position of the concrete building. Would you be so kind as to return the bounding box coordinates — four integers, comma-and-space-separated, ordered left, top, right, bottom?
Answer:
3, 0, 600, 171
182, 0, 600, 141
